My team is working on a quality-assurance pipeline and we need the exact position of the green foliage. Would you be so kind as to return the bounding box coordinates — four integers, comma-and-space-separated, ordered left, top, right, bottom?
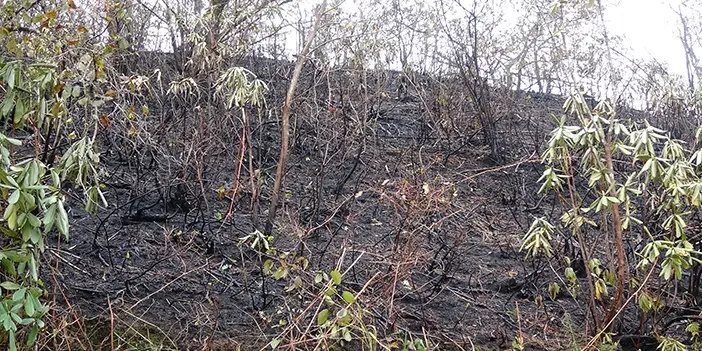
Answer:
215, 67, 268, 109
266, 256, 380, 350
0, 20, 104, 349
523, 92, 702, 344
548, 282, 560, 300
0, 59, 64, 349
658, 337, 687, 351
1, 1, 89, 61
521, 217, 554, 258
56, 136, 106, 215
402, 336, 430, 351
0, 139, 68, 350
686, 321, 702, 349
166, 77, 199, 99
311, 268, 378, 349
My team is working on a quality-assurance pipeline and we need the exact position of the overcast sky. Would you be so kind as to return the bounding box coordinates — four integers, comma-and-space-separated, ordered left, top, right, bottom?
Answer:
287, 0, 691, 77
606, 0, 687, 76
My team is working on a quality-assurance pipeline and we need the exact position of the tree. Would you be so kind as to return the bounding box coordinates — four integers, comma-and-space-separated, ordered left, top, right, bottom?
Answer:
265, 1, 327, 235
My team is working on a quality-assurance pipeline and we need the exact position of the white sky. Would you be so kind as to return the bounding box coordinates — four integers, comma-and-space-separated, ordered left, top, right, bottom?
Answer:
606, 0, 687, 76
287, 0, 691, 77
130, 0, 694, 89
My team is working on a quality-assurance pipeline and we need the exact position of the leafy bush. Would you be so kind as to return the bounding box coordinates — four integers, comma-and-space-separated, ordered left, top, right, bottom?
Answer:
0, 53, 103, 351
522, 92, 702, 344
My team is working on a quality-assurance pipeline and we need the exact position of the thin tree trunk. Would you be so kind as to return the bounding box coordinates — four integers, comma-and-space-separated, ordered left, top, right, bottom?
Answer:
264, 1, 327, 236
603, 140, 626, 330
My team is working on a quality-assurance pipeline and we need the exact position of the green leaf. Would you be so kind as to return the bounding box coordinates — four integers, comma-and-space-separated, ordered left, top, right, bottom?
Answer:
2, 259, 16, 278
26, 213, 40, 228
44, 203, 56, 230
118, 38, 130, 50
56, 200, 69, 235
30, 227, 41, 246
6, 67, 16, 90
12, 288, 25, 302
22, 193, 35, 211
3, 314, 14, 332
342, 291, 355, 304
639, 293, 651, 312
0, 282, 20, 290
317, 309, 329, 326
26, 324, 38, 346
24, 296, 34, 316
13, 98, 24, 125
263, 259, 274, 275
336, 308, 352, 326
3, 203, 14, 221
269, 338, 281, 349
565, 267, 576, 284
4, 251, 28, 263
5, 175, 18, 188
8, 189, 19, 204
330, 270, 342, 285
8, 330, 16, 351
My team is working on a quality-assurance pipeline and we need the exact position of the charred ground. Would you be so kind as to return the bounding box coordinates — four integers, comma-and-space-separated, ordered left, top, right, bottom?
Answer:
33, 52, 671, 350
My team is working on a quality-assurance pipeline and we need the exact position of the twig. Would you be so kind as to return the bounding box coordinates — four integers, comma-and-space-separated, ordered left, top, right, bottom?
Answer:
458, 152, 539, 184
108, 297, 115, 351
129, 261, 207, 310
47, 248, 90, 275
515, 301, 524, 349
